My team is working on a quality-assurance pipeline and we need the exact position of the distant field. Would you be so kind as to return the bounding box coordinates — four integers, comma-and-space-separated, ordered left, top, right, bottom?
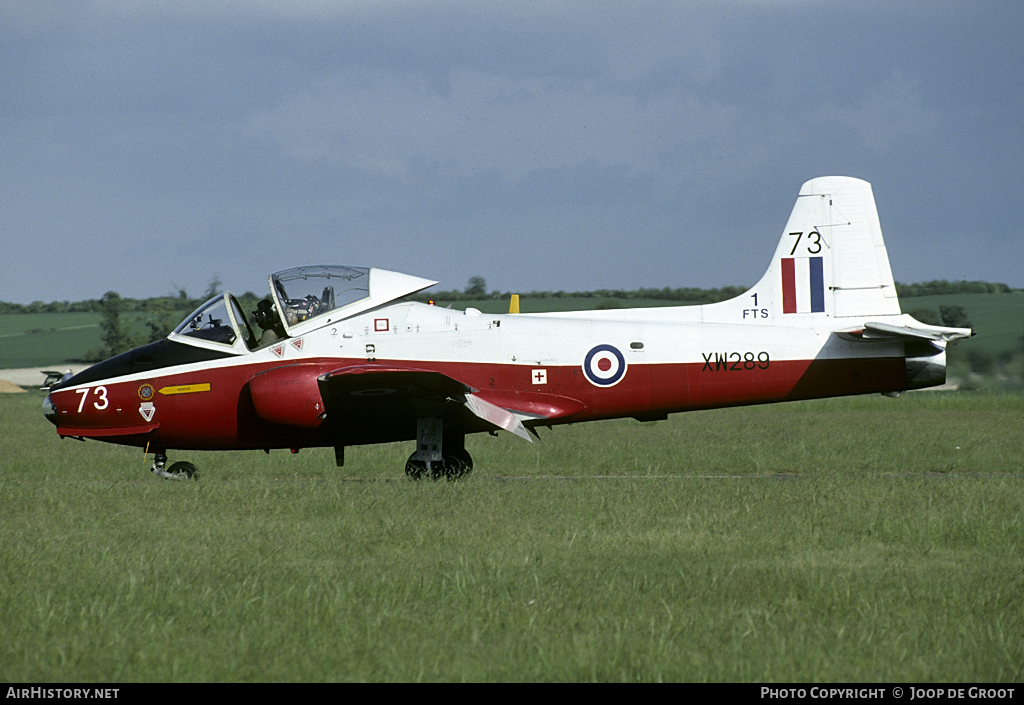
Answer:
902, 291, 1024, 359
0, 312, 153, 368
1, 390, 1021, 681
432, 296, 681, 314
0, 313, 101, 368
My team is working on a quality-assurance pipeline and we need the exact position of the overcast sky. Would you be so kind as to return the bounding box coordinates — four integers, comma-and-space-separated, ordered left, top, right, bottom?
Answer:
2, 1, 1022, 305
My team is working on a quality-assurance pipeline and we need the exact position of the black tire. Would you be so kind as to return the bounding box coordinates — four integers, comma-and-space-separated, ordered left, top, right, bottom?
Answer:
405, 456, 428, 481
439, 452, 472, 481
166, 461, 198, 480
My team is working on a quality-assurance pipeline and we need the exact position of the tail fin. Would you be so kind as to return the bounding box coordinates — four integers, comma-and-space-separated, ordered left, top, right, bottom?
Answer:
751, 176, 901, 320
740, 176, 972, 391
689, 176, 971, 393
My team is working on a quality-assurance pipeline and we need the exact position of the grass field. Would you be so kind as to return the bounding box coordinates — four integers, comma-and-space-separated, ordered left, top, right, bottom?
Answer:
1, 389, 1021, 682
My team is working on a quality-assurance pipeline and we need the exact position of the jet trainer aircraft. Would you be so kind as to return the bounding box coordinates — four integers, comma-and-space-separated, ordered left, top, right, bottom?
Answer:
44, 177, 973, 480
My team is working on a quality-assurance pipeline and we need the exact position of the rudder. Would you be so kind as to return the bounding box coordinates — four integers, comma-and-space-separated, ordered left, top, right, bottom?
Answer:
756, 176, 901, 320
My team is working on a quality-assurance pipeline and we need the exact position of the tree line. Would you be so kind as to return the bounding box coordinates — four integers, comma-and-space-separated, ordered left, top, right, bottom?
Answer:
0, 277, 256, 316
2, 277, 1017, 316
408, 284, 751, 305
406, 277, 1019, 305
894, 280, 1015, 297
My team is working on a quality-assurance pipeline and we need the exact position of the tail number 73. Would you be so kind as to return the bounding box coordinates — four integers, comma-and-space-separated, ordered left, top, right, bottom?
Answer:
789, 230, 822, 255
75, 386, 109, 412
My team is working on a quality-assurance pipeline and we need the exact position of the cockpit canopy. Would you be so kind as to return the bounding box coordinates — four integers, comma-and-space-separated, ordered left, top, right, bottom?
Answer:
168, 265, 438, 354
270, 265, 370, 329
268, 265, 438, 337
170, 292, 257, 354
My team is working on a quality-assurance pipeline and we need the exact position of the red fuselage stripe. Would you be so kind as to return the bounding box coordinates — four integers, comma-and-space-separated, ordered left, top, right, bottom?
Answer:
48, 355, 908, 451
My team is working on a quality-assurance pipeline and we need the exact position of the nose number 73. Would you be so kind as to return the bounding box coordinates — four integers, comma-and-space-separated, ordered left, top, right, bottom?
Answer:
75, 386, 109, 412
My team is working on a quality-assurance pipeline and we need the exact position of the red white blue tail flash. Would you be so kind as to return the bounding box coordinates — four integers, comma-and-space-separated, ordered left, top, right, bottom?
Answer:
781, 256, 825, 314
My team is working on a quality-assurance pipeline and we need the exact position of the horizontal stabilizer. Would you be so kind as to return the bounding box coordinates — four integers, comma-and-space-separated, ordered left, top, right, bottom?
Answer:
862, 320, 974, 343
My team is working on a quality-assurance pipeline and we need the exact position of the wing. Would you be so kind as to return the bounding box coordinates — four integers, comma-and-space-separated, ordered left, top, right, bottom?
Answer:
317, 365, 531, 442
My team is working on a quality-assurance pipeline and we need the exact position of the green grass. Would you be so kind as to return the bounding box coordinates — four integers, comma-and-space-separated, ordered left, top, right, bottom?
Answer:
1, 390, 1022, 681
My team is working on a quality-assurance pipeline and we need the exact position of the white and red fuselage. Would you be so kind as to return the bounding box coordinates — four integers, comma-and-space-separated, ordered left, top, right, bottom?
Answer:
43, 177, 972, 475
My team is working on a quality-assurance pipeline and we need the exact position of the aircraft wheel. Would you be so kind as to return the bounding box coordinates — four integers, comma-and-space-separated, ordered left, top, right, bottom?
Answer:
456, 448, 473, 474
438, 451, 472, 481
405, 456, 428, 481
166, 461, 198, 480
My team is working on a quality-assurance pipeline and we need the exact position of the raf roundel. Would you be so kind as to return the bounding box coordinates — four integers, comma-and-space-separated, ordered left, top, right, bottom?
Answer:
583, 344, 627, 387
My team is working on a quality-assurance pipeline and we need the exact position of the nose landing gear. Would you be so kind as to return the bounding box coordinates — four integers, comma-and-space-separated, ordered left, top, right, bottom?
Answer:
150, 452, 198, 480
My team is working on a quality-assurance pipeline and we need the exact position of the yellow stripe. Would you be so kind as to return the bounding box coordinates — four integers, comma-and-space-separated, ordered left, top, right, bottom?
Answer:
157, 383, 211, 396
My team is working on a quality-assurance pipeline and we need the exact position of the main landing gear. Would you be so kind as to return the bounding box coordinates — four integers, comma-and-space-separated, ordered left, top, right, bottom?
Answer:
404, 417, 473, 481
405, 448, 473, 481
146, 420, 473, 481
150, 452, 198, 480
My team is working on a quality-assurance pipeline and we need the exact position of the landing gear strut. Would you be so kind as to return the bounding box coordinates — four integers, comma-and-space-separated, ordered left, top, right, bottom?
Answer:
150, 452, 198, 480
404, 417, 473, 481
